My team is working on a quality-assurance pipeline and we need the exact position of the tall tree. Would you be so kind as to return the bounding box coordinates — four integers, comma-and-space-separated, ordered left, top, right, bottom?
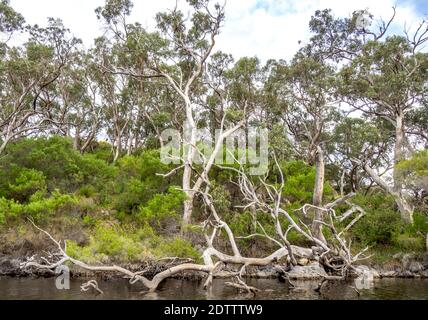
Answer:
340, 28, 428, 223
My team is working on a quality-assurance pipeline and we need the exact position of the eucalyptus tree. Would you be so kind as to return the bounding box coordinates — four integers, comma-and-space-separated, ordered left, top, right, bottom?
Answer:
339, 22, 428, 224
0, 0, 24, 45
327, 117, 394, 194
306, 8, 428, 224
50, 51, 105, 153
95, 0, 245, 226
0, 17, 80, 155
285, 53, 340, 242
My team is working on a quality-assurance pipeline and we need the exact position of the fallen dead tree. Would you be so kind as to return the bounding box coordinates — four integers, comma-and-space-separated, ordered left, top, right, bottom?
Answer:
21, 154, 370, 294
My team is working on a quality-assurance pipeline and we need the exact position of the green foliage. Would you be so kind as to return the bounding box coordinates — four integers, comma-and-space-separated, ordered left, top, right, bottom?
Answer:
154, 238, 200, 262
349, 193, 428, 250
137, 186, 186, 225
352, 208, 403, 245
112, 151, 173, 213
0, 197, 21, 224
392, 212, 428, 251
92, 223, 145, 261
0, 137, 116, 197
342, 193, 428, 251
351, 193, 403, 245
0, 190, 78, 224
66, 223, 148, 263
0, 1, 427, 268
392, 234, 424, 251
210, 182, 231, 214
8, 168, 46, 203
396, 150, 428, 191
0, 0, 25, 34
228, 211, 257, 238
279, 160, 333, 206
66, 222, 199, 263
90, 141, 114, 163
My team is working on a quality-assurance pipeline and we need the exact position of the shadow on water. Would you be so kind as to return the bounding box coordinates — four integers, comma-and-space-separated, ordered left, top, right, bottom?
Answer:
0, 277, 427, 300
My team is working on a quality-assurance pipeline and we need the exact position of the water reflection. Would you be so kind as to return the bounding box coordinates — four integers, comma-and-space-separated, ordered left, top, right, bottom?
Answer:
0, 277, 426, 300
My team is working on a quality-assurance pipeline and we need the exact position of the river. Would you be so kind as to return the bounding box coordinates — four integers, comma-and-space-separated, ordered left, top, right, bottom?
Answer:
0, 277, 427, 300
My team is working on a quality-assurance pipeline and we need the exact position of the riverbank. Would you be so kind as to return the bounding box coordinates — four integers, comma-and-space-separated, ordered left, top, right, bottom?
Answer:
1, 251, 428, 281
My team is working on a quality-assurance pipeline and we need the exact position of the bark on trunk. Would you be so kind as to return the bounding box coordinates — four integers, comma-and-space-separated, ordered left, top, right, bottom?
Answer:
183, 194, 194, 227
73, 127, 80, 151
181, 110, 197, 226
0, 137, 10, 156
312, 146, 327, 243
393, 111, 414, 224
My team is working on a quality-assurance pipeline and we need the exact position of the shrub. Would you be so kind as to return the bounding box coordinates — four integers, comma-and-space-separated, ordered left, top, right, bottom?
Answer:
89, 141, 113, 163
154, 238, 201, 262
137, 186, 186, 226
211, 182, 232, 214
8, 168, 46, 203
92, 223, 146, 261
0, 190, 79, 225
66, 222, 200, 263
278, 160, 333, 205
0, 136, 116, 198
0, 197, 23, 224
351, 194, 404, 245
352, 208, 403, 245
392, 233, 424, 251
111, 152, 175, 213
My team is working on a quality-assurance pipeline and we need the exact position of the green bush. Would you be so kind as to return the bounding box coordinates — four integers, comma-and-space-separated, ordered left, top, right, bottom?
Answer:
66, 222, 200, 263
137, 186, 186, 226
352, 208, 403, 245
351, 194, 404, 245
8, 168, 46, 203
278, 160, 333, 206
392, 233, 424, 251
111, 152, 174, 213
0, 136, 116, 199
92, 223, 146, 261
0, 197, 22, 224
154, 238, 201, 262
89, 141, 114, 163
0, 191, 78, 225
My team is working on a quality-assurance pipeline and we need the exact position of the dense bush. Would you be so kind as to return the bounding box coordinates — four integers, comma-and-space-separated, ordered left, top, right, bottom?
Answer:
279, 160, 333, 206
66, 222, 200, 263
137, 186, 186, 227
1, 136, 426, 266
0, 137, 116, 198
8, 168, 46, 203
350, 193, 427, 250
0, 190, 79, 224
111, 151, 176, 213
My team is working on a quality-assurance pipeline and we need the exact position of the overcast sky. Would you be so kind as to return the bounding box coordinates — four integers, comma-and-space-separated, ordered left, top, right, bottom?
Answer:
9, 0, 428, 62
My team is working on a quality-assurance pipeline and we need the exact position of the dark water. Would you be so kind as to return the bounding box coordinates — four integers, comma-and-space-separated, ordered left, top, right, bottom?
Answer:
0, 277, 427, 300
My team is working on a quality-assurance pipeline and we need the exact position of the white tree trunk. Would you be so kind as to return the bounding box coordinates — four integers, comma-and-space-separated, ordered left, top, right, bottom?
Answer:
393, 112, 414, 223
312, 146, 327, 243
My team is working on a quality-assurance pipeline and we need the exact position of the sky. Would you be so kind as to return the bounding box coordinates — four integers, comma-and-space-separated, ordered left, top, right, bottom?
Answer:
9, 0, 428, 62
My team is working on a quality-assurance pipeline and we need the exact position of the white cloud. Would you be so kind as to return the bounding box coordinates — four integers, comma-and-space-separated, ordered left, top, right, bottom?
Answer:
9, 0, 426, 62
